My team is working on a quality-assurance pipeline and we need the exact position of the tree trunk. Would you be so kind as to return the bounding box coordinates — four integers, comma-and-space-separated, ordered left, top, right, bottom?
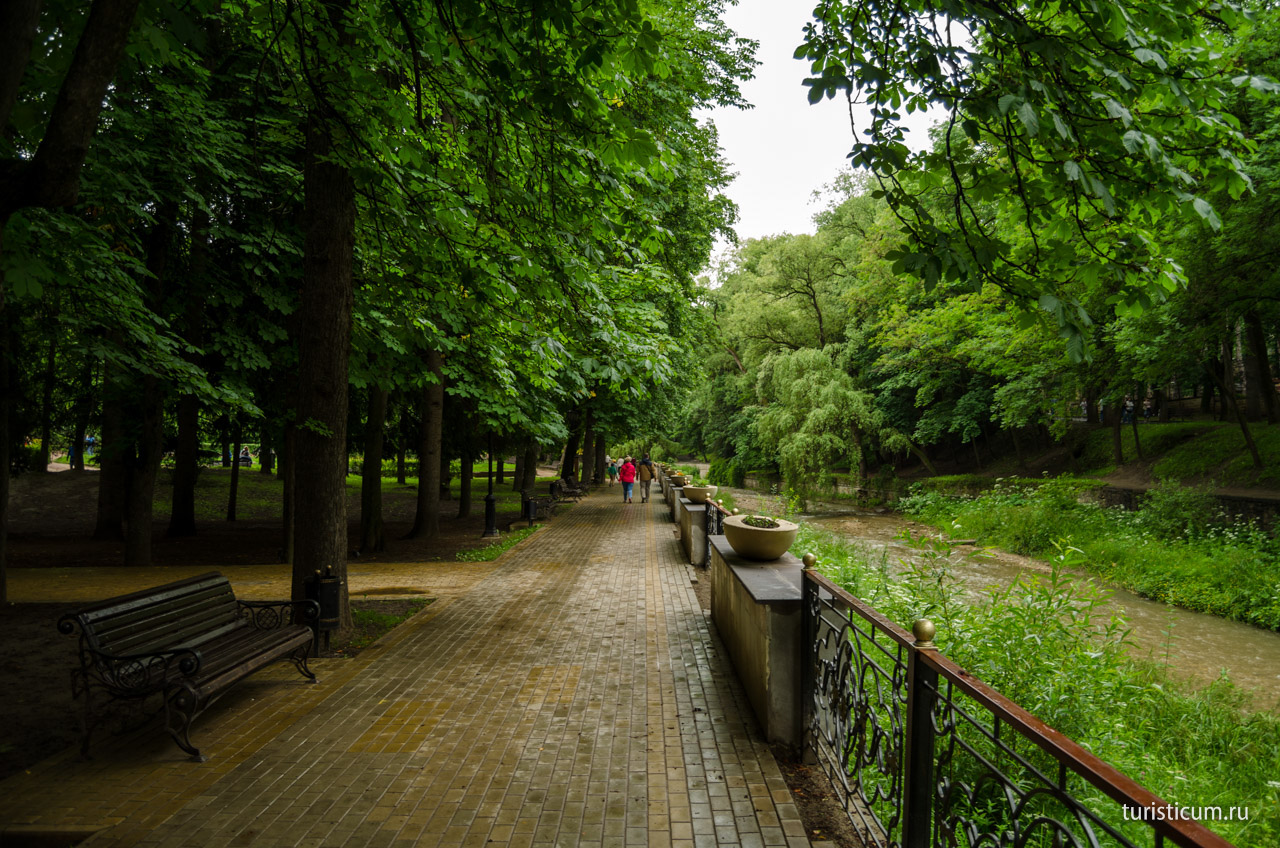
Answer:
69, 360, 92, 472
218, 415, 231, 466
521, 442, 539, 494
123, 374, 163, 566
227, 425, 241, 522
580, 414, 594, 486
39, 332, 56, 470
167, 392, 200, 537
495, 452, 504, 485
1085, 392, 1099, 424
1129, 385, 1143, 461
281, 424, 295, 564
396, 400, 408, 484
1206, 358, 1264, 469
93, 365, 126, 540
560, 415, 582, 482
407, 350, 444, 540
850, 425, 869, 480
359, 385, 387, 553
1110, 400, 1124, 466
512, 451, 524, 492
1155, 388, 1169, 422
458, 437, 473, 519
291, 106, 356, 633
0, 0, 144, 219
1244, 310, 1277, 424
0, 0, 43, 135
595, 437, 606, 485
439, 447, 452, 502
123, 208, 172, 568
0, 315, 12, 602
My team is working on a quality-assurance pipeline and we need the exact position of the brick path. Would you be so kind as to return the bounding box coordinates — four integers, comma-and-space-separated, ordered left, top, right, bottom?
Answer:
0, 490, 812, 848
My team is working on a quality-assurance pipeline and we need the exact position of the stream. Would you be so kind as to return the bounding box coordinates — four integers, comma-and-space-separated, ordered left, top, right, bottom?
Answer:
796, 509, 1280, 711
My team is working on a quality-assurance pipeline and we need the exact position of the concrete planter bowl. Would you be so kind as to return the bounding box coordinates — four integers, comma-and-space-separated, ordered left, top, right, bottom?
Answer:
668, 474, 688, 487
682, 485, 718, 504
722, 515, 799, 561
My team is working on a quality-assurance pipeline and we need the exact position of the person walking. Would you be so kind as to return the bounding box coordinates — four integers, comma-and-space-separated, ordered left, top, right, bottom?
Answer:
607, 458, 618, 487
636, 454, 656, 503
618, 456, 637, 504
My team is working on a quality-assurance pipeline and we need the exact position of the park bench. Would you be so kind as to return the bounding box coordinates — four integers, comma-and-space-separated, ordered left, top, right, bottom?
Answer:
550, 478, 587, 502
58, 572, 319, 762
508, 489, 558, 530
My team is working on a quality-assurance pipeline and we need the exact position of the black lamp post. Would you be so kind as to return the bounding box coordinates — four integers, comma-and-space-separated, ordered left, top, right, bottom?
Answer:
482, 432, 499, 537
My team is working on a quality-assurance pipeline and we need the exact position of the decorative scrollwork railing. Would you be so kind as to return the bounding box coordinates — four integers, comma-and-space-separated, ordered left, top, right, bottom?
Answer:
702, 500, 728, 569
801, 568, 1236, 848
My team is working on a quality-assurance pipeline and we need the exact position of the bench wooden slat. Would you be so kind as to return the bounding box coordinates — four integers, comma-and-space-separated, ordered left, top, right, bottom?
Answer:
59, 572, 317, 761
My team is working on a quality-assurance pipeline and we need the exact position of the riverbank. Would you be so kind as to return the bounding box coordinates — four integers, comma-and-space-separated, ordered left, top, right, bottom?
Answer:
898, 477, 1280, 631
784, 514, 1280, 847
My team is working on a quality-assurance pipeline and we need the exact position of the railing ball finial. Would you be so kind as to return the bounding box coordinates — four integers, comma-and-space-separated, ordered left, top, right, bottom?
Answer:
731, 508, 740, 515
912, 618, 937, 648
802, 553, 817, 570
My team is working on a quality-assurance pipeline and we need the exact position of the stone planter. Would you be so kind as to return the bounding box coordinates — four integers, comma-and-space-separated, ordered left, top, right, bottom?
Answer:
722, 515, 799, 561
682, 484, 718, 504
668, 474, 688, 487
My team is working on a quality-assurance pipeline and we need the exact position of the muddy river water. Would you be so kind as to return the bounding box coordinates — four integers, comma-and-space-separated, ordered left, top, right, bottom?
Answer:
795, 509, 1280, 712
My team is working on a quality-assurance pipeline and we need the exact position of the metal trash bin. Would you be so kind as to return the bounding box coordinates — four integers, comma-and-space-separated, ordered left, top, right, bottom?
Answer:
305, 566, 341, 653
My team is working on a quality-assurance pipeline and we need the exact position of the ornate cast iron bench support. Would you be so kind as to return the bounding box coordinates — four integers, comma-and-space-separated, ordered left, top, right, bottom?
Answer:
59, 572, 319, 762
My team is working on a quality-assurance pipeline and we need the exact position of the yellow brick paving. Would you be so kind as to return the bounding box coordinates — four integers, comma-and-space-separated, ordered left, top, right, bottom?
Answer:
0, 490, 811, 848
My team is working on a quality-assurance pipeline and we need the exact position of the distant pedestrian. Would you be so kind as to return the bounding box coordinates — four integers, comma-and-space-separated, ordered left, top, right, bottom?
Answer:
618, 457, 636, 504
607, 458, 618, 486
637, 454, 656, 503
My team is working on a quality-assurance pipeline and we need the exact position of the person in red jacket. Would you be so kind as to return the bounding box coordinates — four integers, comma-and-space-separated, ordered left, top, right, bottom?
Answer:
617, 457, 637, 503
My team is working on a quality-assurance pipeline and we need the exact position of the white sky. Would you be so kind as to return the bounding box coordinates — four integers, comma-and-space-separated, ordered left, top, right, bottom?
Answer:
701, 0, 936, 261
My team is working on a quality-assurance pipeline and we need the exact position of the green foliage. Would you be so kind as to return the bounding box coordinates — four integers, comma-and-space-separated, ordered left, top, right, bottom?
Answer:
455, 526, 542, 562
707, 456, 746, 488
800, 526, 1280, 846
798, 0, 1268, 349
1137, 481, 1224, 542
900, 480, 1280, 630
1152, 425, 1280, 483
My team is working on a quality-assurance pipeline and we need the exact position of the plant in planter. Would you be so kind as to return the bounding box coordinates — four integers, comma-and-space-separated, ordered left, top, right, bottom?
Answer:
722, 513, 799, 561
681, 474, 718, 504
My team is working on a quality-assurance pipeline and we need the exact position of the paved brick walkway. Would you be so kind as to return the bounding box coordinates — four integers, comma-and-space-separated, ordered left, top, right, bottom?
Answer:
0, 490, 811, 848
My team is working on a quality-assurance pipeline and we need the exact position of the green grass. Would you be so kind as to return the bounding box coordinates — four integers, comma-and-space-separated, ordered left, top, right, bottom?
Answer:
455, 525, 542, 561
898, 479, 1280, 630
345, 598, 432, 652
798, 524, 1280, 847
1070, 421, 1216, 476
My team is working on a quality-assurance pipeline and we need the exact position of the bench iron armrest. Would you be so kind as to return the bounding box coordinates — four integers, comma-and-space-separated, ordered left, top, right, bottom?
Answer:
74, 644, 203, 698
237, 598, 321, 629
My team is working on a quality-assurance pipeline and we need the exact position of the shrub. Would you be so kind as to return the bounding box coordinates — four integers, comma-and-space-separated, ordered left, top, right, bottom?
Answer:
1137, 480, 1222, 542
708, 456, 747, 488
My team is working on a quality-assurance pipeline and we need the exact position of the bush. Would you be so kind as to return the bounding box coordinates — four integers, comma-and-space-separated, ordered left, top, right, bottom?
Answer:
1137, 480, 1222, 542
9, 445, 40, 475
708, 456, 746, 488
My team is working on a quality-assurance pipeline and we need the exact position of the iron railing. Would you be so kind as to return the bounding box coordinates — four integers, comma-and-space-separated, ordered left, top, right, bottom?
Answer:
802, 567, 1236, 848
701, 499, 728, 568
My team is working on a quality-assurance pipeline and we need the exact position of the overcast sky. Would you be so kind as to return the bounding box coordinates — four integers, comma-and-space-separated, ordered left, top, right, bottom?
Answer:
700, 1, 935, 262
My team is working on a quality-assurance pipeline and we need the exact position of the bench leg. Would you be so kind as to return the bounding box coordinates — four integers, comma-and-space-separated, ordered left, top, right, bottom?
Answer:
291, 644, 318, 683
164, 684, 206, 762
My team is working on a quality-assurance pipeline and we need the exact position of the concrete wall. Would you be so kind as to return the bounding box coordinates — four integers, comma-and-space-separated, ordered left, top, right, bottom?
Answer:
708, 537, 803, 751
